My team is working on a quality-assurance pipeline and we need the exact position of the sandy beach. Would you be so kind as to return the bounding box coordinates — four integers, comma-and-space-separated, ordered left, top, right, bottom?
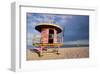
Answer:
26, 47, 89, 60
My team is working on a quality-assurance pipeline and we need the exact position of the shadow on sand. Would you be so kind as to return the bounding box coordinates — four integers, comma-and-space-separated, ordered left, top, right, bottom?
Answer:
29, 49, 41, 57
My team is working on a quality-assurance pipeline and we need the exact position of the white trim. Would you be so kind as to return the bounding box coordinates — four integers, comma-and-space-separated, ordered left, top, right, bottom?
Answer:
11, 1, 97, 72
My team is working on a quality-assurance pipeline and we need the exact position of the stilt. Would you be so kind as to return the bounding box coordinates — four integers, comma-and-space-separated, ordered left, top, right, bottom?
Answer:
39, 46, 43, 57
56, 45, 60, 55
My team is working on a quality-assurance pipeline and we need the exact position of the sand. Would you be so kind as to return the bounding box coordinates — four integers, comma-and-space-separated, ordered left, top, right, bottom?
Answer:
26, 47, 89, 60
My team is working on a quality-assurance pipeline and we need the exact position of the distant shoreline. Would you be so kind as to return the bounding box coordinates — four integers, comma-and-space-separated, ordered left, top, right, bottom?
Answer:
27, 45, 89, 49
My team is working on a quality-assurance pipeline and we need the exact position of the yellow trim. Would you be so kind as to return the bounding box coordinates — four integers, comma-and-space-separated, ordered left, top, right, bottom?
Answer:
33, 43, 62, 46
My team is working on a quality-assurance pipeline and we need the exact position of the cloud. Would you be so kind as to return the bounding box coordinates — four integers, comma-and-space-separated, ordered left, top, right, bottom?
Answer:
27, 13, 73, 28
27, 32, 41, 46
27, 32, 33, 46
27, 13, 75, 46
26, 13, 89, 47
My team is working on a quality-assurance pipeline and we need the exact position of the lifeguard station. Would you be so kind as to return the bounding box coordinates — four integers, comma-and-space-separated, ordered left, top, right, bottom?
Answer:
33, 23, 63, 56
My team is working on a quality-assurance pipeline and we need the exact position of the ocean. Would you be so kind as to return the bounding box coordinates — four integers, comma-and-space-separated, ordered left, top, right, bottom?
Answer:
27, 44, 89, 49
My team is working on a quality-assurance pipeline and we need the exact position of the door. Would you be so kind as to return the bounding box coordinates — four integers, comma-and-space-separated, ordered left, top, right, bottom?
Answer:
48, 29, 54, 43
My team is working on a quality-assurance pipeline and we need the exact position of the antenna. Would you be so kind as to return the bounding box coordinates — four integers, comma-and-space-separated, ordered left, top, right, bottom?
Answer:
48, 20, 54, 24
62, 25, 65, 43
63, 26, 65, 37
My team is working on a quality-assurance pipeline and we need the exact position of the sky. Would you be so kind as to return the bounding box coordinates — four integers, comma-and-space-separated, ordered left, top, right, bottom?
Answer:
26, 13, 89, 48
